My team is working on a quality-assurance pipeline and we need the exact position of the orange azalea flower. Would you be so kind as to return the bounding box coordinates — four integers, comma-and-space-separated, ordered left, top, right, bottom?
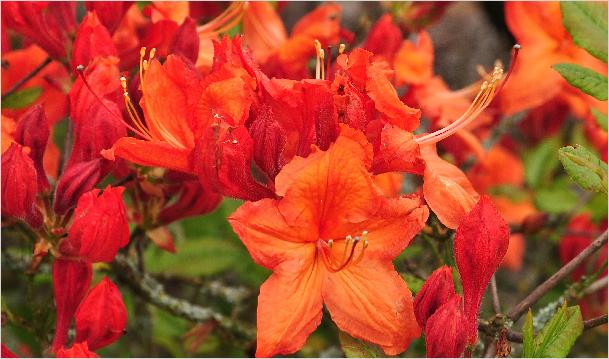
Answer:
501, 2, 607, 117
229, 126, 428, 357
102, 45, 255, 173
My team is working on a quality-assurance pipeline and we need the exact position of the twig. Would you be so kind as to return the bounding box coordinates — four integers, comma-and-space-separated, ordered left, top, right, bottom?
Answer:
508, 230, 608, 322
504, 314, 608, 343
582, 276, 608, 296
490, 275, 501, 314
1, 57, 52, 100
112, 253, 255, 341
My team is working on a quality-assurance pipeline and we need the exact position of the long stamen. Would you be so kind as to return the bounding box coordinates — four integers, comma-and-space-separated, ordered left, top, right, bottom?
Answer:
75, 65, 150, 139
320, 49, 325, 80
314, 40, 322, 80
198, 2, 246, 37
415, 44, 520, 145
326, 45, 332, 81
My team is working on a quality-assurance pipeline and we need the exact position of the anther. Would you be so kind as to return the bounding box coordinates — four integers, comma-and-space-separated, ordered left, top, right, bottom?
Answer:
149, 48, 156, 60
76, 64, 85, 72
339, 43, 346, 54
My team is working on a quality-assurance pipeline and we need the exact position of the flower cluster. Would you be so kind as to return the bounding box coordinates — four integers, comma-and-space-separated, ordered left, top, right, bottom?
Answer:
1, 1, 607, 358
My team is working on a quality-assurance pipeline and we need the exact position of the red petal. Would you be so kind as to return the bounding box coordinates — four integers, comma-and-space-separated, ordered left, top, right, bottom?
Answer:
362, 14, 403, 61
424, 295, 468, 358
71, 12, 117, 72
1, 143, 41, 227
248, 104, 287, 180
170, 17, 199, 64
64, 186, 129, 263
55, 342, 99, 358
14, 104, 50, 191
52, 259, 93, 352
74, 277, 128, 351
454, 195, 510, 345
413, 265, 456, 330
84, 2, 132, 34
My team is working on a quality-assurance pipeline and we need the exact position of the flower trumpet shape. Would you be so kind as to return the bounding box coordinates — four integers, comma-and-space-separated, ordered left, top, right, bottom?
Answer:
229, 125, 429, 357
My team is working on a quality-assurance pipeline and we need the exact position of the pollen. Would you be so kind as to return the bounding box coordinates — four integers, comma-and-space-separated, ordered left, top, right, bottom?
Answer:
318, 231, 369, 272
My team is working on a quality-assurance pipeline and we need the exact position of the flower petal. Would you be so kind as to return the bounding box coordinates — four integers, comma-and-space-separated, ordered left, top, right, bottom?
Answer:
256, 254, 324, 357
101, 137, 192, 173
323, 259, 420, 355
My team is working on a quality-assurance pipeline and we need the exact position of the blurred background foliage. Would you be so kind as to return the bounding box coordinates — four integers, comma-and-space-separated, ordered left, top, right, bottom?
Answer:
2, 1, 607, 358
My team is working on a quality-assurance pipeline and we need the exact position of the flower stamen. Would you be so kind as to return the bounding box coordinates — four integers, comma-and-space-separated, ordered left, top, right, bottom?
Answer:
415, 44, 521, 145
318, 231, 368, 272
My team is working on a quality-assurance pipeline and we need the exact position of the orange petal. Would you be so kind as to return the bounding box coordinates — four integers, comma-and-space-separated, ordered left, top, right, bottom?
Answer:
373, 172, 403, 197
141, 55, 200, 149
275, 125, 377, 237
421, 144, 479, 229
1, 115, 16, 153
468, 145, 524, 193
492, 195, 537, 226
394, 31, 434, 85
243, 1, 287, 63
256, 255, 324, 357
228, 198, 317, 270
501, 233, 525, 272
323, 259, 420, 355
366, 61, 421, 131
101, 137, 192, 173
370, 124, 425, 175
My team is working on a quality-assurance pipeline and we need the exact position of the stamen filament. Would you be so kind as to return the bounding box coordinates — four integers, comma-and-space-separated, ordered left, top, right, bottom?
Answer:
415, 44, 520, 145
318, 231, 368, 272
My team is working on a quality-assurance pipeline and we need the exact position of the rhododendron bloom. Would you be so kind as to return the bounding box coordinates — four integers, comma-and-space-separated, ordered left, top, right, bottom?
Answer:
62, 186, 129, 263
229, 126, 428, 357
424, 295, 468, 358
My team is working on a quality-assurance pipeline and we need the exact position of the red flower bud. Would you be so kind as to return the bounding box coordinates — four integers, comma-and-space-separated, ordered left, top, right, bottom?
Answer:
1, 143, 42, 227
414, 265, 455, 330
63, 186, 129, 263
194, 125, 276, 201
71, 12, 117, 72
424, 295, 468, 358
74, 277, 128, 351
54, 159, 103, 215
84, 2, 132, 34
454, 195, 510, 345
56, 342, 98, 358
52, 259, 93, 352
14, 104, 50, 192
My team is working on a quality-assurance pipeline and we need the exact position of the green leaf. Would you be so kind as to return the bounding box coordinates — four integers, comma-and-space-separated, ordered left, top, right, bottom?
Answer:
561, 2, 608, 62
553, 63, 608, 101
558, 145, 608, 193
400, 273, 425, 295
339, 331, 385, 358
534, 177, 579, 214
533, 303, 584, 357
591, 108, 608, 131
145, 237, 246, 277
523, 310, 535, 358
524, 136, 561, 188
1, 87, 42, 109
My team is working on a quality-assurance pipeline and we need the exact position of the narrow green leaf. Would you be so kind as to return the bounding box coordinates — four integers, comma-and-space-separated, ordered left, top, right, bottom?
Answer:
1, 87, 42, 109
561, 2, 608, 62
591, 108, 608, 131
553, 63, 608, 101
522, 310, 535, 358
339, 331, 385, 358
558, 145, 608, 194
533, 303, 584, 357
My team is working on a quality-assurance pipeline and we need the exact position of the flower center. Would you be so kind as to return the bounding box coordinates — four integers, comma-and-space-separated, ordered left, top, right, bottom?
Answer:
317, 231, 369, 272
313, 39, 346, 80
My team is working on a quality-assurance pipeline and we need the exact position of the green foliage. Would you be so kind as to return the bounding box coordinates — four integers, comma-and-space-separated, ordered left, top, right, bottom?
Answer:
558, 145, 608, 194
523, 303, 584, 358
339, 331, 385, 358
560, 2, 608, 62
2, 87, 42, 109
553, 63, 608, 101
524, 136, 561, 188
400, 273, 425, 295
534, 177, 579, 214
